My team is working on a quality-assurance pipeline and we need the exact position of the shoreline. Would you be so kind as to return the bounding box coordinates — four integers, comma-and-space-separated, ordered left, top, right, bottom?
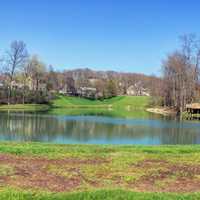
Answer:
146, 107, 177, 116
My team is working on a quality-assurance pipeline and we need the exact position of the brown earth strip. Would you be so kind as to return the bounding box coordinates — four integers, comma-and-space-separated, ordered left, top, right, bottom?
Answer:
132, 159, 200, 192
0, 153, 107, 192
0, 154, 200, 193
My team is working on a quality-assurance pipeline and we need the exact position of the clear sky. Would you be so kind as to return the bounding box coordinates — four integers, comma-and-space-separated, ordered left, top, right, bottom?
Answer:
0, 0, 200, 75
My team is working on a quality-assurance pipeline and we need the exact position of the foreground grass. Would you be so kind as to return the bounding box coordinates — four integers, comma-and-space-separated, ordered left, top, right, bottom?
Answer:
0, 142, 200, 199
1, 189, 200, 200
2, 142, 200, 156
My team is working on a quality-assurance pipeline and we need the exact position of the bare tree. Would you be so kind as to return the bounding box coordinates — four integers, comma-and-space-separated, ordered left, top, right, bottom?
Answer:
3, 41, 28, 104
28, 55, 46, 92
20, 58, 32, 104
162, 34, 200, 113
46, 65, 59, 91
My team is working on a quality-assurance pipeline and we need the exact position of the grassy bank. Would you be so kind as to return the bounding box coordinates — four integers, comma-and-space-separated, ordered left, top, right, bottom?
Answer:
0, 96, 152, 118
49, 96, 152, 118
0, 104, 50, 111
0, 96, 150, 110
0, 142, 200, 199
52, 95, 150, 109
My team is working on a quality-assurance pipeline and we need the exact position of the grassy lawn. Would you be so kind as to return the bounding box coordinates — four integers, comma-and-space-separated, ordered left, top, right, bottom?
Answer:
52, 95, 150, 109
0, 142, 200, 199
0, 96, 151, 118
0, 96, 150, 111
1, 189, 200, 200
48, 95, 151, 118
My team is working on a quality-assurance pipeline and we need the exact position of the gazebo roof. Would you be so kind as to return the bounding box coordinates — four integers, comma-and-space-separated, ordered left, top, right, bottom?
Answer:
186, 103, 200, 109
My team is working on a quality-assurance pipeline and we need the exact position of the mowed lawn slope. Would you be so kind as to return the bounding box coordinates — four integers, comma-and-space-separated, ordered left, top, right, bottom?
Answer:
0, 142, 200, 199
52, 95, 150, 109
0, 96, 150, 115
49, 96, 150, 117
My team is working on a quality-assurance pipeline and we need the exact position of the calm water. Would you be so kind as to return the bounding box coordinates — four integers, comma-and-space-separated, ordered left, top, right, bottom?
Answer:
0, 111, 200, 145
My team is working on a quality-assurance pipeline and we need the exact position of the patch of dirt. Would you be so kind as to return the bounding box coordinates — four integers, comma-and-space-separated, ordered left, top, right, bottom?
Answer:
0, 153, 107, 192
146, 107, 177, 116
2, 153, 200, 193
132, 159, 200, 192
134, 159, 169, 168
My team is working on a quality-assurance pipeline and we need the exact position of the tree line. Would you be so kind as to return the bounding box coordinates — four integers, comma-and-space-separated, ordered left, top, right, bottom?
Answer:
0, 40, 160, 104
161, 34, 200, 113
0, 41, 50, 104
2, 37, 198, 113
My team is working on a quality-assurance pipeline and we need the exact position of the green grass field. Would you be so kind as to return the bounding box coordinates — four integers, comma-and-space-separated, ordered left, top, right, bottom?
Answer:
0, 96, 150, 110
0, 96, 151, 118
0, 142, 200, 199
48, 95, 152, 118
48, 96, 150, 118
52, 95, 150, 109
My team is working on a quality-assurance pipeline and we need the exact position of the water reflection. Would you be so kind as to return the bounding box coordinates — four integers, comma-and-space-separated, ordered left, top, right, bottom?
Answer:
0, 112, 199, 145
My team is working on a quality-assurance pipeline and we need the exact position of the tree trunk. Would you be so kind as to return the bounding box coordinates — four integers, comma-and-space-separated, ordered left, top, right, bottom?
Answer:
7, 86, 10, 105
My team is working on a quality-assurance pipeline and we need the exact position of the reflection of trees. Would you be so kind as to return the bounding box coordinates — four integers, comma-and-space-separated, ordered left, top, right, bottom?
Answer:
160, 123, 199, 145
0, 112, 199, 144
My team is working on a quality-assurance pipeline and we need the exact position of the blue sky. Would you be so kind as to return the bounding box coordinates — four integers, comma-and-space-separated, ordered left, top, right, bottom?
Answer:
0, 0, 200, 75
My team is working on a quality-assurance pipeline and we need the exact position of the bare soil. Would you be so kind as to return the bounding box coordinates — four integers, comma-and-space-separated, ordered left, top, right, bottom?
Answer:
0, 154, 106, 192
133, 159, 200, 192
0, 154, 200, 193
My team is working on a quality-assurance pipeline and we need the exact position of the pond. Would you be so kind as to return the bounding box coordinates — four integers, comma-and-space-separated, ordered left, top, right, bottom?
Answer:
0, 111, 200, 145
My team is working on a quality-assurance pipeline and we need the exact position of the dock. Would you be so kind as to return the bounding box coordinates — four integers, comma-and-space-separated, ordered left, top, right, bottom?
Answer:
186, 103, 200, 117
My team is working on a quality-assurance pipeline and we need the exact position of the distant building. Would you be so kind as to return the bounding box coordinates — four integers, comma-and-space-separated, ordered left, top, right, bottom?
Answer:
37, 83, 47, 91
11, 81, 23, 89
126, 85, 137, 96
0, 75, 6, 88
59, 85, 68, 95
0, 83, 3, 87
59, 84, 75, 95
77, 87, 97, 98
27, 77, 47, 92
126, 84, 150, 96
88, 78, 99, 85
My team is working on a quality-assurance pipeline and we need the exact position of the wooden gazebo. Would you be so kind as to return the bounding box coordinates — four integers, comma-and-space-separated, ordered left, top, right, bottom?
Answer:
186, 103, 200, 116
